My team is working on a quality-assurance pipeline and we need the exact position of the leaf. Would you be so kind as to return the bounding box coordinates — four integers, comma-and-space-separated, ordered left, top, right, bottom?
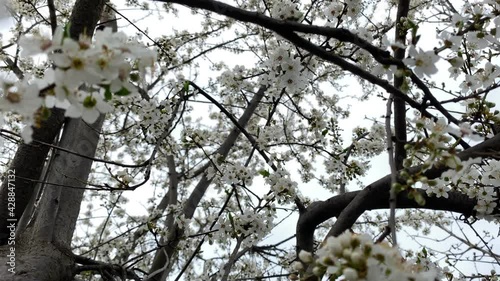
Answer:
103, 85, 112, 101
421, 247, 428, 257
40, 106, 51, 121
63, 23, 71, 39
259, 169, 270, 177
406, 19, 417, 29
413, 35, 421, 45
147, 221, 156, 231
228, 212, 235, 229
130, 72, 140, 82
115, 87, 131, 96
409, 189, 426, 206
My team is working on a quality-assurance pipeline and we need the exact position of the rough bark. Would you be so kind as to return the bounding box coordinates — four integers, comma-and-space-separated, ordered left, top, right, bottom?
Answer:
393, 0, 410, 170
27, 116, 105, 244
0, 0, 106, 280
0, 115, 105, 281
0, 109, 65, 245
0, 0, 107, 245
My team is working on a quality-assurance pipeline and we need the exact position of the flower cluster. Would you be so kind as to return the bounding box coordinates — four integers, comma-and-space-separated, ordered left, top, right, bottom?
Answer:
461, 62, 500, 93
115, 169, 133, 187
344, 0, 362, 19
1, 26, 156, 142
292, 231, 438, 281
256, 126, 283, 146
324, 157, 368, 187
261, 46, 310, 96
264, 168, 298, 202
402, 118, 498, 216
216, 210, 273, 240
421, 158, 499, 216
352, 124, 386, 158
270, 0, 303, 21
220, 162, 254, 186
0, 79, 42, 140
219, 65, 248, 91
324, 2, 344, 25
404, 118, 472, 171
323, 0, 363, 25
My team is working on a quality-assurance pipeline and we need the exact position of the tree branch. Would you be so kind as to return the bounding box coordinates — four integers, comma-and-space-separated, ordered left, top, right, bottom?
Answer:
147, 86, 266, 281
158, 0, 455, 124
297, 133, 500, 253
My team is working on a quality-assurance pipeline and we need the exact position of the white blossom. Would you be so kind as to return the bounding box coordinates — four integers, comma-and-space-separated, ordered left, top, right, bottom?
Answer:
403, 46, 439, 78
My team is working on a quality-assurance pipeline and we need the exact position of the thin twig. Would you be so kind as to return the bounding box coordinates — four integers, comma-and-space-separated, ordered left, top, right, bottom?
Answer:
385, 94, 398, 245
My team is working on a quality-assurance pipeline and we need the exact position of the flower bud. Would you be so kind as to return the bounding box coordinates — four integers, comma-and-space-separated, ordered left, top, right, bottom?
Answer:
298, 250, 313, 263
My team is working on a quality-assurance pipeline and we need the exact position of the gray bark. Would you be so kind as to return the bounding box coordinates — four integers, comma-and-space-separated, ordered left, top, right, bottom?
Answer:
0, 0, 106, 245
0, 0, 107, 280
0, 115, 105, 281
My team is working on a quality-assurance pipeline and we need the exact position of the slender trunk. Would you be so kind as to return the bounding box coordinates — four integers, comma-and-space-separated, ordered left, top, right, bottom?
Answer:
147, 86, 266, 281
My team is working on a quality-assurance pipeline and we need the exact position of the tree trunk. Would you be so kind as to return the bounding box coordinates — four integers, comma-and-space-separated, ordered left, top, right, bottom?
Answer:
0, 0, 106, 280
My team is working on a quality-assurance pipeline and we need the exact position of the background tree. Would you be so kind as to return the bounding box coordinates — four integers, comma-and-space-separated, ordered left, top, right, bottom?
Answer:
0, 0, 499, 281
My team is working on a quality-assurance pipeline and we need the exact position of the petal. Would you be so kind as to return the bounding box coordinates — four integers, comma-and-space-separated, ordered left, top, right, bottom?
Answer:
65, 104, 83, 118
82, 108, 100, 123
21, 125, 34, 143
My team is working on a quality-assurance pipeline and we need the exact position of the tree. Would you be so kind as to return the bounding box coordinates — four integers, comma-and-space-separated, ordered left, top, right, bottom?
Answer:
0, 0, 499, 280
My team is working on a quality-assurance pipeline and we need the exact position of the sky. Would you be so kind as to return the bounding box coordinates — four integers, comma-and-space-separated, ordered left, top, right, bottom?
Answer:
0, 0, 10, 20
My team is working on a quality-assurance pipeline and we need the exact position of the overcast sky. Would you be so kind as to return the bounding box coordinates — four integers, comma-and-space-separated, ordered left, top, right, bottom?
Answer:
0, 0, 498, 277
